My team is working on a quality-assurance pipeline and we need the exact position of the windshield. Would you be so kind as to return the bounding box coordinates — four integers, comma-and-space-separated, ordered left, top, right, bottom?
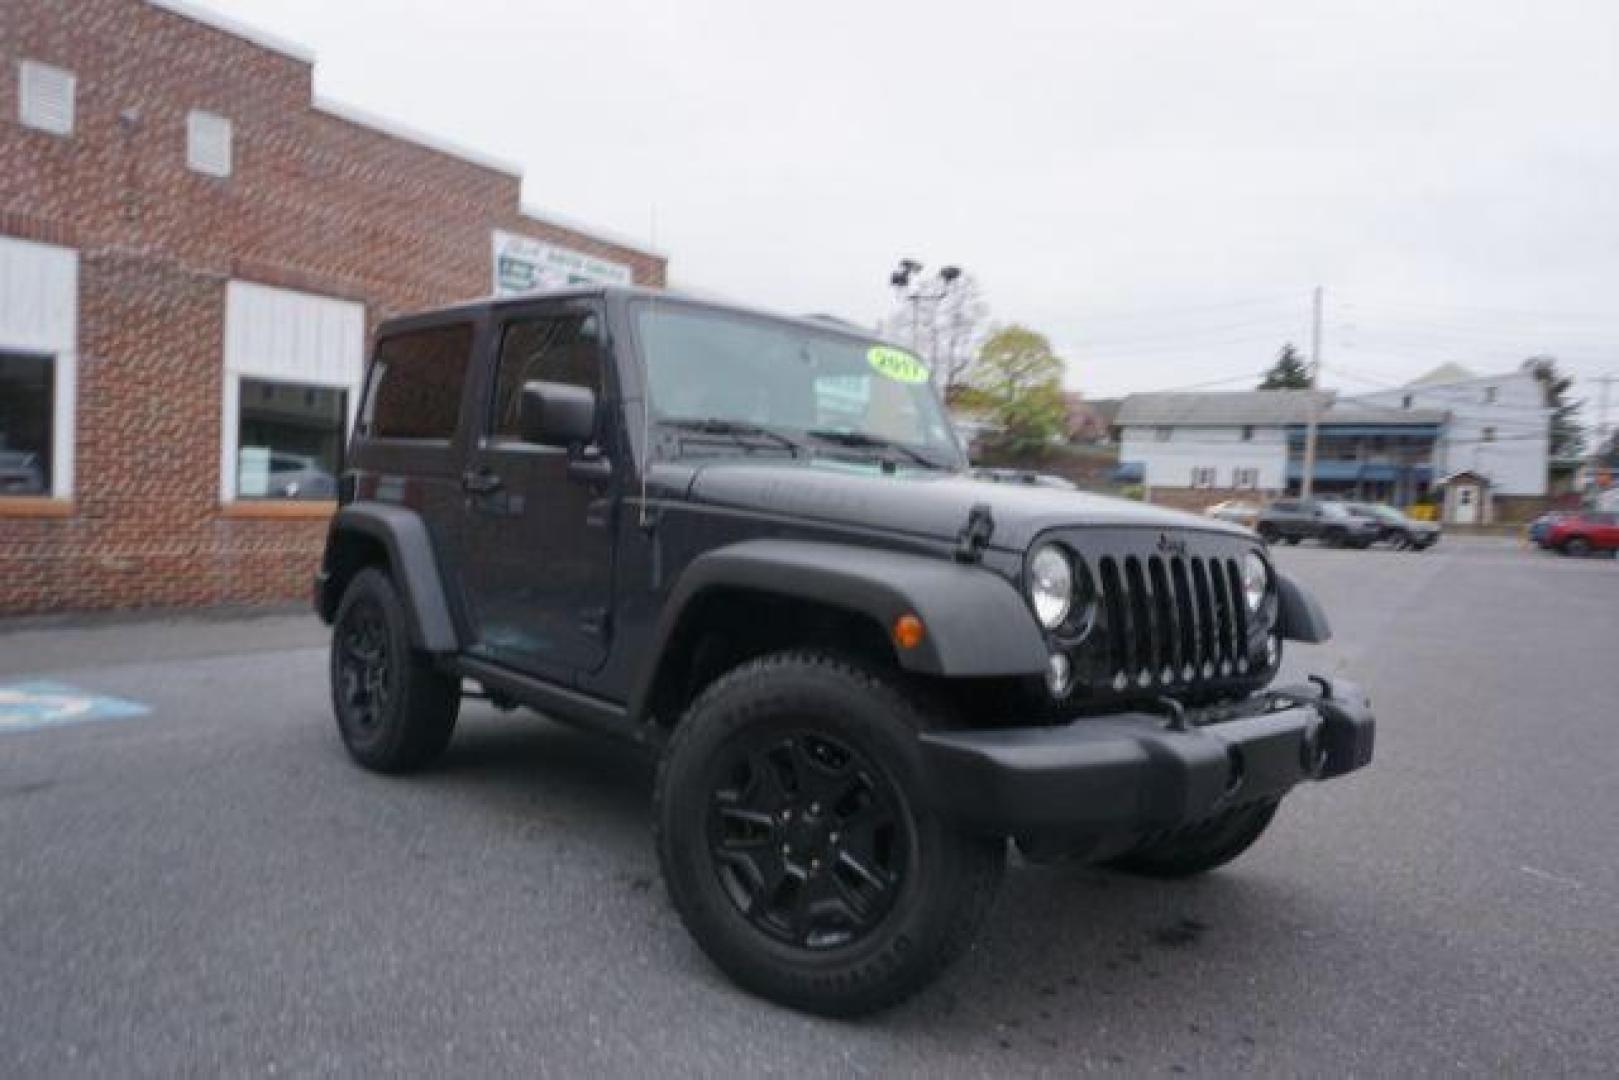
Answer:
634, 301, 964, 467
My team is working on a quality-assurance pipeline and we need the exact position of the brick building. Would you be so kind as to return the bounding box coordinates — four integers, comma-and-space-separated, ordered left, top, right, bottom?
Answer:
0, 0, 666, 617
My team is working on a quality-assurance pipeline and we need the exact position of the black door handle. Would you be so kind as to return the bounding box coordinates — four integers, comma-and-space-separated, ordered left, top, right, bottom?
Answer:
462, 469, 503, 495
567, 454, 613, 485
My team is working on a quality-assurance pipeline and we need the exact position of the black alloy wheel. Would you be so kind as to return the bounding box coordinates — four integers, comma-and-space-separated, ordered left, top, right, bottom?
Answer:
654, 652, 1005, 1017
329, 568, 459, 773
708, 730, 910, 950
335, 594, 391, 733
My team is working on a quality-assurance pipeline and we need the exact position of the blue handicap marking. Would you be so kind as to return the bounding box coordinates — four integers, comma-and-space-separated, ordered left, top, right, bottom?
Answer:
0, 680, 150, 733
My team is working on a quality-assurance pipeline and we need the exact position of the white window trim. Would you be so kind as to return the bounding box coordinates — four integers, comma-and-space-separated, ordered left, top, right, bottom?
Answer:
0, 238, 77, 500
18, 60, 76, 136
186, 110, 233, 177
219, 282, 364, 503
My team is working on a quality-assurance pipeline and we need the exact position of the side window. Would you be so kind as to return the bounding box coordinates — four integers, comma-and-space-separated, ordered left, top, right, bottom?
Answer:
490, 312, 602, 440
363, 324, 473, 440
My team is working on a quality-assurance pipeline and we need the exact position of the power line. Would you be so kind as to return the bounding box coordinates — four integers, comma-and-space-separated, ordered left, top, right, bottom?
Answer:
1337, 297, 1619, 323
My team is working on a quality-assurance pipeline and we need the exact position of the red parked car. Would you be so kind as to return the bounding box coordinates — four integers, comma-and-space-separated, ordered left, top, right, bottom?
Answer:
1544, 510, 1619, 556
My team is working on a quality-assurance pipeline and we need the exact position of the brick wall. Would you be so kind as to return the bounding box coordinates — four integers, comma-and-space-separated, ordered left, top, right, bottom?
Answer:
0, 0, 666, 616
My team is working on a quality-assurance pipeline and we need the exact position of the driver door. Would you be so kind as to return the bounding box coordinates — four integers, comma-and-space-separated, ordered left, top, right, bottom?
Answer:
456, 299, 617, 681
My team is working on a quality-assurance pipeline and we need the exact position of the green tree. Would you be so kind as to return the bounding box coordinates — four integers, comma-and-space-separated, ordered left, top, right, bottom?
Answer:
968, 325, 1068, 455
1259, 343, 1312, 389
1522, 356, 1584, 459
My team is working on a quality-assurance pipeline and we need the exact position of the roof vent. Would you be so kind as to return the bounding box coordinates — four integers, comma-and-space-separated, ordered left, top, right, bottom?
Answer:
187, 110, 233, 177
18, 60, 75, 136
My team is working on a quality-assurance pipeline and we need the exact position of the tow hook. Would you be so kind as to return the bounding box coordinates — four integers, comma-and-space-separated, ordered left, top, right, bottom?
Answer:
1153, 696, 1190, 732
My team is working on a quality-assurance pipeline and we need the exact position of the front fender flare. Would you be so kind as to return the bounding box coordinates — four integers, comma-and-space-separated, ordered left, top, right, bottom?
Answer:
630, 539, 1050, 718
1276, 571, 1331, 643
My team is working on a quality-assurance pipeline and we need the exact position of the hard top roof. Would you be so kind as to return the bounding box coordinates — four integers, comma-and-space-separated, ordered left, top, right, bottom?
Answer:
375, 287, 893, 347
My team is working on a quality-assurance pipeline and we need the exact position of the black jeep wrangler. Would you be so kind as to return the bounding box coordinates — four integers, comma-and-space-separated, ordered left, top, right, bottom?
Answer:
315, 288, 1374, 1017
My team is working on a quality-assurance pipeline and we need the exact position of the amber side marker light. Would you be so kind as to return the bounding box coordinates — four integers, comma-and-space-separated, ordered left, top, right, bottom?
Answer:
893, 614, 926, 650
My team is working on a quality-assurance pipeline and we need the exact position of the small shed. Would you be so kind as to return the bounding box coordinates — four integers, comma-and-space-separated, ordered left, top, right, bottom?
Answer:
1436, 469, 1493, 525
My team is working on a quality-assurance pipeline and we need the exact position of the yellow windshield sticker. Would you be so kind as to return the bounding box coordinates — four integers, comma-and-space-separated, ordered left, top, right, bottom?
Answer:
867, 346, 930, 384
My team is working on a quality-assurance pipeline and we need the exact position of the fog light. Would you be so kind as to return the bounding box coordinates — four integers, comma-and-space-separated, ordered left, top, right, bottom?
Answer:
1045, 653, 1073, 698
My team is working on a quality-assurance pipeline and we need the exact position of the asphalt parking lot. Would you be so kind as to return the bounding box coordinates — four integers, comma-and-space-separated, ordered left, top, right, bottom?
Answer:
2, 537, 1616, 1076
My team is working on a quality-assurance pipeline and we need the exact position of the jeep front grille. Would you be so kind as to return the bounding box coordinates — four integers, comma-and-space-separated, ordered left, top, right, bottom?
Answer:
1093, 551, 1249, 689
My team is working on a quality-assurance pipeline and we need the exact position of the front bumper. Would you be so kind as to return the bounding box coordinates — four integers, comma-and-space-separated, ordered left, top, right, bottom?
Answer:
919, 677, 1374, 835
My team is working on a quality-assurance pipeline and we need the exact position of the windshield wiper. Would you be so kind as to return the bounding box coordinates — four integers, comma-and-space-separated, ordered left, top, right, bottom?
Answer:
660, 417, 804, 458
805, 429, 947, 470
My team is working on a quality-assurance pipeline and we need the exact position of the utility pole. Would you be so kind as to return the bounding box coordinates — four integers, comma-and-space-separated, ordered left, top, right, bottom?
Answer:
1595, 373, 1616, 460
1300, 286, 1323, 498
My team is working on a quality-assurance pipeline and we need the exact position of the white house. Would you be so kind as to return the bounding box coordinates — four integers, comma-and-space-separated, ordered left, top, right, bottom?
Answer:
1351, 363, 1550, 497
1116, 365, 1551, 517
1116, 391, 1317, 493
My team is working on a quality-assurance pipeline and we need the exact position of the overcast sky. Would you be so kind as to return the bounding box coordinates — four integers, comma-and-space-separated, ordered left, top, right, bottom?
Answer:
211, 0, 1618, 417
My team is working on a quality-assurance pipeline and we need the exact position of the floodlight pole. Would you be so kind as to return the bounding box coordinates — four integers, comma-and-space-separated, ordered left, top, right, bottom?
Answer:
1301, 286, 1323, 498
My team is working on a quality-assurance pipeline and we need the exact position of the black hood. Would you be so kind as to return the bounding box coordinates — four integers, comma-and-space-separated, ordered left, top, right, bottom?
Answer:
678, 460, 1254, 551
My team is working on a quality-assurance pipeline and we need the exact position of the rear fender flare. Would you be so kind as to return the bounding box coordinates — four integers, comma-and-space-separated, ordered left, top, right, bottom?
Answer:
323, 503, 458, 653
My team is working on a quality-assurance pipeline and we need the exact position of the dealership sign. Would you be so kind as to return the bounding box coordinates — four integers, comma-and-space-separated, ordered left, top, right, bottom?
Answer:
492, 230, 633, 296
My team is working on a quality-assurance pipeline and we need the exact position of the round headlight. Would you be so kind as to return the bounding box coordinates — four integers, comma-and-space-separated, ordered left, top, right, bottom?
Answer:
1027, 545, 1073, 629
1242, 552, 1270, 612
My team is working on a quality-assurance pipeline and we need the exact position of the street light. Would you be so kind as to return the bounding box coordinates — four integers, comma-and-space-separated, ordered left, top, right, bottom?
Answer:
888, 260, 964, 366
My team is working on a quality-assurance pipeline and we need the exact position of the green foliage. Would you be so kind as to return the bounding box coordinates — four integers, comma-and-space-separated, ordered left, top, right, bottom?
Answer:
1522, 356, 1584, 459
968, 325, 1068, 454
1259, 343, 1311, 389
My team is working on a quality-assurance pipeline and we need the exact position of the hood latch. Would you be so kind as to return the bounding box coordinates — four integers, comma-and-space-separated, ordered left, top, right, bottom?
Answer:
955, 503, 995, 563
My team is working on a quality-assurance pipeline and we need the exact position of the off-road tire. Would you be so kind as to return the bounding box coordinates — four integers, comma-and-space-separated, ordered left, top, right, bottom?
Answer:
1107, 800, 1280, 879
1256, 523, 1280, 544
654, 651, 1005, 1017
330, 567, 460, 773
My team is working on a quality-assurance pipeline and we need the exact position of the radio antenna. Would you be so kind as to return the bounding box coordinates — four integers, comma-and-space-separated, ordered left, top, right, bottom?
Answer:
638, 201, 662, 530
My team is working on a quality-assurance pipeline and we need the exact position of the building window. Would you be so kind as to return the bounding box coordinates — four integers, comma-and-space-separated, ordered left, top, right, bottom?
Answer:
1190, 466, 1217, 489
1483, 426, 1496, 443
187, 110, 233, 177
1483, 385, 1498, 404
221, 281, 364, 504
235, 379, 346, 499
0, 353, 52, 496
1402, 394, 1412, 409
18, 60, 75, 136
1240, 425, 1254, 441
1232, 467, 1259, 490
1155, 426, 1172, 442
361, 324, 473, 440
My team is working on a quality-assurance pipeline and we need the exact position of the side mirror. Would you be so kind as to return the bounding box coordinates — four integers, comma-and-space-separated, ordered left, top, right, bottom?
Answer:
520, 381, 596, 448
